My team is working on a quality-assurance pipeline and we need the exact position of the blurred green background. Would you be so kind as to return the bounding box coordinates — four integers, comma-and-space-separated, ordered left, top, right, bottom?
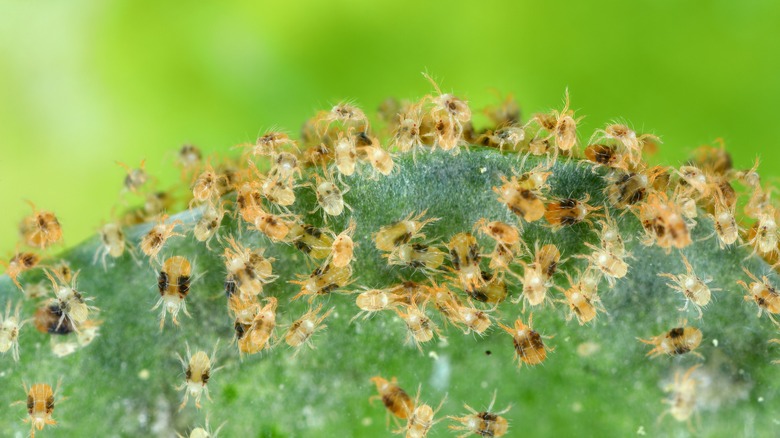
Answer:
1, 0, 779, 253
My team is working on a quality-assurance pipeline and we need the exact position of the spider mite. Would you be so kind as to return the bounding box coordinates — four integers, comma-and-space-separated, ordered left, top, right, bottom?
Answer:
327, 219, 357, 268
283, 304, 334, 356
193, 202, 226, 248
235, 181, 265, 224
514, 243, 561, 307
596, 207, 627, 256
310, 170, 351, 218
454, 301, 493, 335
448, 390, 511, 438
394, 385, 447, 438
658, 364, 701, 432
13, 379, 62, 438
253, 130, 298, 156
253, 210, 295, 242
19, 201, 62, 249
93, 222, 129, 270
658, 254, 717, 319
736, 267, 780, 326
708, 194, 740, 248
288, 223, 334, 260
498, 314, 552, 368
153, 256, 193, 330
44, 268, 96, 331
577, 241, 628, 286
34, 302, 74, 336
2, 251, 41, 291
422, 72, 471, 129
677, 165, 715, 199
222, 236, 277, 298
238, 297, 277, 355
318, 102, 370, 135
477, 126, 525, 152
604, 166, 667, 208
556, 271, 606, 325
176, 340, 221, 410
117, 159, 149, 193
493, 175, 546, 223
290, 262, 353, 302
395, 301, 441, 352
746, 205, 779, 260
466, 271, 508, 305
374, 210, 439, 252
427, 111, 464, 153
268, 151, 303, 184
176, 144, 202, 176
177, 418, 226, 438
590, 123, 659, 165
392, 102, 426, 157
584, 144, 627, 170
350, 287, 406, 322
387, 243, 446, 274
639, 192, 692, 251
333, 131, 359, 176
141, 214, 184, 265
473, 219, 522, 249
260, 172, 296, 207
639, 321, 703, 358
544, 194, 601, 229
448, 232, 483, 292
190, 162, 222, 207
356, 132, 396, 177
528, 89, 578, 153
370, 376, 415, 424
0, 301, 26, 362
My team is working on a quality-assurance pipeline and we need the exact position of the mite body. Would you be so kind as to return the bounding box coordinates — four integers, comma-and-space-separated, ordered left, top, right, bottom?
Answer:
659, 364, 701, 431
311, 171, 350, 217
493, 175, 546, 222
498, 314, 551, 367
153, 256, 193, 329
515, 243, 561, 307
395, 302, 441, 351
448, 390, 511, 438
448, 232, 483, 292
93, 223, 128, 270
639, 323, 703, 357
557, 272, 605, 325
239, 297, 277, 355
387, 243, 446, 273
3, 251, 41, 290
177, 341, 220, 410
579, 241, 628, 286
0, 301, 25, 361
737, 268, 780, 326
351, 288, 406, 321
639, 192, 692, 250
222, 237, 277, 298
283, 304, 334, 355
19, 201, 62, 249
44, 268, 95, 331
14, 381, 61, 438
117, 159, 149, 193
193, 203, 226, 247
659, 255, 715, 319
328, 219, 357, 268
395, 387, 446, 438
374, 210, 439, 252
370, 376, 415, 422
190, 163, 222, 206
544, 194, 601, 229
290, 262, 352, 302
288, 223, 334, 260
141, 215, 184, 264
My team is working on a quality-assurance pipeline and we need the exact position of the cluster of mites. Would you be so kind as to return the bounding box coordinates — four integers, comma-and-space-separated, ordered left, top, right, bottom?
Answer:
2, 75, 780, 436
